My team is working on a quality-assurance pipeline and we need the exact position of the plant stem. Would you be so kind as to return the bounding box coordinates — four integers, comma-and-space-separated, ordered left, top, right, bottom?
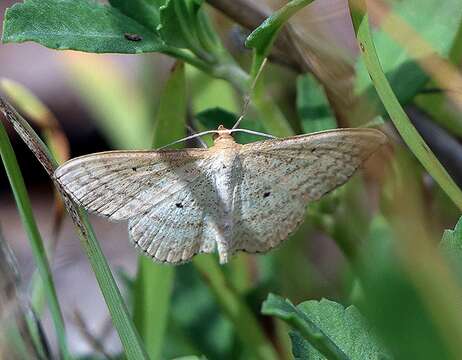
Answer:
162, 47, 212, 74
210, 62, 250, 94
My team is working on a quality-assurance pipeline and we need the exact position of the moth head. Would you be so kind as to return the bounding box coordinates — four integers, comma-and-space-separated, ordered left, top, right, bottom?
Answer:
213, 125, 234, 143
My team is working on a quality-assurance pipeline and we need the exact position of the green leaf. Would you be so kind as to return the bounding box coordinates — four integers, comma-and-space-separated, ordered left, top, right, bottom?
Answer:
440, 216, 462, 272
289, 299, 390, 360
2, 0, 165, 54
152, 61, 187, 148
109, 0, 164, 30
296, 74, 337, 133
245, 0, 314, 77
349, 2, 462, 210
195, 107, 236, 129
243, 0, 310, 135
159, 0, 201, 49
2, 0, 248, 90
355, 0, 462, 112
261, 294, 350, 360
158, 0, 220, 57
133, 61, 186, 359
157, 1, 249, 91
441, 217, 462, 253
195, 107, 267, 144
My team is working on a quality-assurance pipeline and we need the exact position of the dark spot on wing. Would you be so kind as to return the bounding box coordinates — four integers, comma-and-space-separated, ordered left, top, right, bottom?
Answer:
132, 167, 137, 171
175, 203, 184, 208
263, 192, 271, 198
124, 33, 143, 41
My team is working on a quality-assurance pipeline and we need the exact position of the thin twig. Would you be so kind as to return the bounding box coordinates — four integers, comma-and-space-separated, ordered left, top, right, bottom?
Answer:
232, 58, 268, 130
73, 310, 113, 360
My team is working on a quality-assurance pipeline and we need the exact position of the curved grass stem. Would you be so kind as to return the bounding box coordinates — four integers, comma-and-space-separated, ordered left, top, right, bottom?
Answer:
349, 0, 462, 210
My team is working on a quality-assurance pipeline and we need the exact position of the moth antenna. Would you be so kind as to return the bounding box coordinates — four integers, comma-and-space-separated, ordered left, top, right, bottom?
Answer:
186, 124, 208, 148
232, 58, 268, 130
230, 128, 277, 139
157, 130, 218, 150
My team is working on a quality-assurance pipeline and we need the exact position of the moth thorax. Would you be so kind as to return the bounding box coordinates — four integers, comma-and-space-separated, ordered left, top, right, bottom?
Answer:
213, 126, 235, 146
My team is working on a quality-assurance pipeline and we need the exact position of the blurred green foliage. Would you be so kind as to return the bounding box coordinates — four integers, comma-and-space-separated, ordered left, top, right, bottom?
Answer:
2, 0, 462, 359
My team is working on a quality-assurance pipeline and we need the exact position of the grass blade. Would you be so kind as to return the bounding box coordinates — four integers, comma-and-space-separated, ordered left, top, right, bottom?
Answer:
0, 78, 70, 317
0, 118, 70, 359
0, 96, 149, 360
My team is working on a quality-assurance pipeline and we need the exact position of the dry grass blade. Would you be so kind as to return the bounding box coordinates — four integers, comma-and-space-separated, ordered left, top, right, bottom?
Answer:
0, 95, 149, 360
0, 79, 70, 163
0, 81, 70, 234
0, 80, 71, 317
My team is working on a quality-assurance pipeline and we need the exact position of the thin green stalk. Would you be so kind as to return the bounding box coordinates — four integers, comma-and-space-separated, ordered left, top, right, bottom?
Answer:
244, 0, 316, 136
162, 47, 249, 94
349, 0, 462, 210
246, 0, 315, 78
253, 81, 294, 137
193, 256, 278, 360
163, 47, 212, 75
0, 121, 71, 359
133, 259, 174, 359
0, 96, 149, 360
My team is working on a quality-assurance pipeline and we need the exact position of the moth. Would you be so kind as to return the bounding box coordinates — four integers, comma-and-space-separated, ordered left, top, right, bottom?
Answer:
54, 126, 386, 264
